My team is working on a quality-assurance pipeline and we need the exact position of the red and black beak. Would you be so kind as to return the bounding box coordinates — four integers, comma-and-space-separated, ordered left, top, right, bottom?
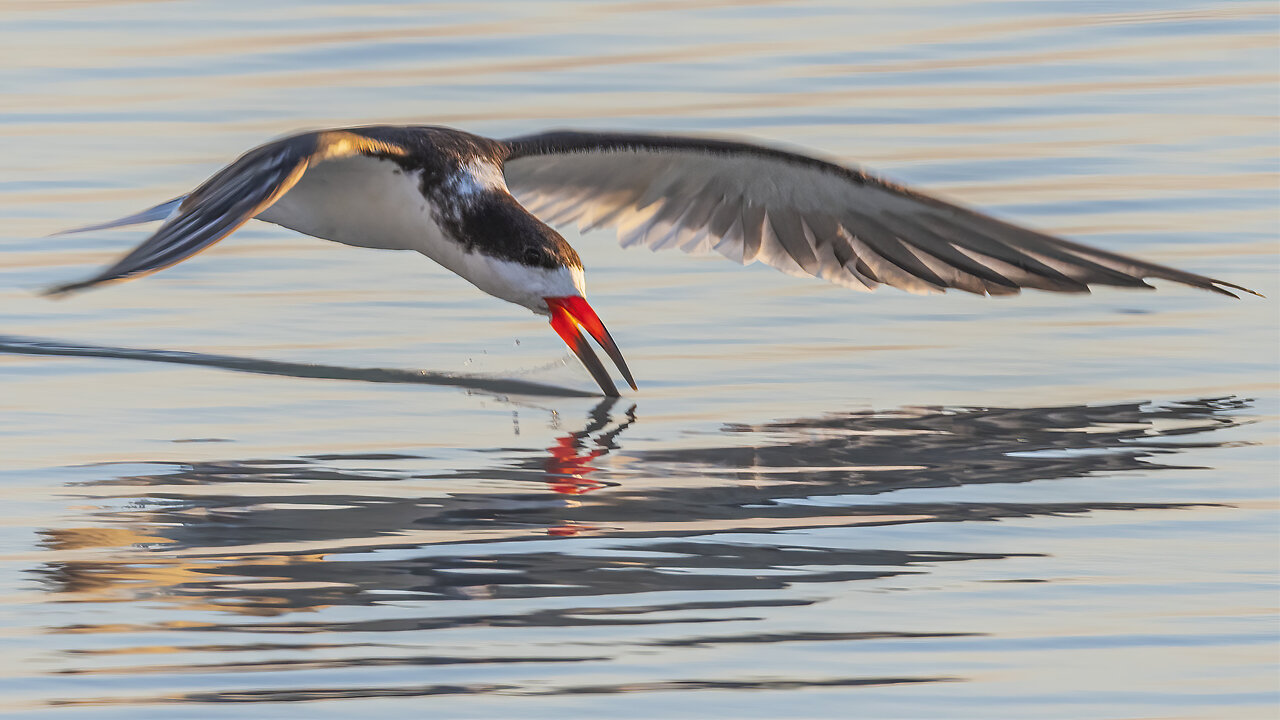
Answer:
545, 296, 637, 397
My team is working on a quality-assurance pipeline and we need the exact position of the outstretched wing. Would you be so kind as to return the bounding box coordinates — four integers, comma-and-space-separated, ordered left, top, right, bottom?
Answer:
46, 130, 408, 296
502, 130, 1255, 298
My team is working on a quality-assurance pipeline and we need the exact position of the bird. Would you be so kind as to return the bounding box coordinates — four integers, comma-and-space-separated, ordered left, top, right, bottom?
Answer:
46, 125, 1259, 396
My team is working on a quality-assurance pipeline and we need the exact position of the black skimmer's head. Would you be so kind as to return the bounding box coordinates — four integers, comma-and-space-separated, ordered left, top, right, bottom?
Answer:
416, 154, 637, 396
442, 200, 637, 396
42, 124, 1259, 398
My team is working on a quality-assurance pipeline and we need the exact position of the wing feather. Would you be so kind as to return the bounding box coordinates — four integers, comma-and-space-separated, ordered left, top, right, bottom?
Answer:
739, 204, 766, 266
503, 130, 1257, 298
46, 130, 408, 296
51, 197, 186, 236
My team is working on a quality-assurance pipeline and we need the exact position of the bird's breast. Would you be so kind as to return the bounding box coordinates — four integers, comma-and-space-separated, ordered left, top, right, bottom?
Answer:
257, 154, 463, 263
254, 153, 576, 310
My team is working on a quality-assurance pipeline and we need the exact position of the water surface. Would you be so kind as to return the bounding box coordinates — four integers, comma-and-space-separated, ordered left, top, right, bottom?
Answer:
1, 1, 1277, 718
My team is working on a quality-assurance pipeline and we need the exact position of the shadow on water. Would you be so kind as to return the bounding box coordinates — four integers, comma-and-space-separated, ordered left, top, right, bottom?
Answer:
31, 395, 1251, 705
0, 334, 597, 398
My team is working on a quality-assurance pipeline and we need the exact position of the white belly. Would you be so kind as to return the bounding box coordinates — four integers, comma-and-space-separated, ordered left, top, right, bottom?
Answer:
253, 154, 584, 311
257, 155, 458, 259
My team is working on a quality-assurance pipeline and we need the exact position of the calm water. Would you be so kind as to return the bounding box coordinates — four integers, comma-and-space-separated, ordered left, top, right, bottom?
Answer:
1, 1, 1278, 718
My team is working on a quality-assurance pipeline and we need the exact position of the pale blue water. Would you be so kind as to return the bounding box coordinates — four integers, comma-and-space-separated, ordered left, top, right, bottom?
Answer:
0, 1, 1277, 718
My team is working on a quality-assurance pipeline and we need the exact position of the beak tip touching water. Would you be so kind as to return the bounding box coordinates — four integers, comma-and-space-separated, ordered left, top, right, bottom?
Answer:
545, 296, 637, 397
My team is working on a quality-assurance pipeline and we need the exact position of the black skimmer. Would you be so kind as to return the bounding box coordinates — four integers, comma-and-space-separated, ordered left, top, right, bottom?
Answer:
47, 126, 1258, 396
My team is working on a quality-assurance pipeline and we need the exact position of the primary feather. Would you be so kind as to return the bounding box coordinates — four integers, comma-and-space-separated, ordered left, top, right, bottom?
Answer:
503, 130, 1257, 298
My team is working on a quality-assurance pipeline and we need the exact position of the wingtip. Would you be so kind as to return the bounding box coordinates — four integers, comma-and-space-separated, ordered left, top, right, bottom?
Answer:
40, 282, 80, 299
1228, 284, 1264, 299
1204, 279, 1262, 299
40, 276, 103, 298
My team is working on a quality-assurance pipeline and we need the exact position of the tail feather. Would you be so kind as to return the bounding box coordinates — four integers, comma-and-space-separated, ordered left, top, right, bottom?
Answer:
50, 197, 185, 236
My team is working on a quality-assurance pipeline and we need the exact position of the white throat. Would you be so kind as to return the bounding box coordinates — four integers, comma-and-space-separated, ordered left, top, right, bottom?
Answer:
458, 257, 586, 314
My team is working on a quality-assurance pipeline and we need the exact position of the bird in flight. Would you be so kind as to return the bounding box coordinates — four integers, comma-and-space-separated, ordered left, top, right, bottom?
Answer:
47, 125, 1258, 396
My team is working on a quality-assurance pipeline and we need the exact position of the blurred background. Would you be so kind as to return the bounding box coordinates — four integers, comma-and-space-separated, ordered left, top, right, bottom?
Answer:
0, 1, 1277, 718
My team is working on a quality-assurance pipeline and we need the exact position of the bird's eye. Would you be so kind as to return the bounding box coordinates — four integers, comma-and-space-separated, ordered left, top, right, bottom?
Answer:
523, 247, 544, 265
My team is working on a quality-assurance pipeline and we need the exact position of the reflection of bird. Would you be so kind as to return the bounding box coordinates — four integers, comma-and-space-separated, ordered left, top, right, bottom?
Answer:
48, 126, 1259, 396
544, 400, 636, 495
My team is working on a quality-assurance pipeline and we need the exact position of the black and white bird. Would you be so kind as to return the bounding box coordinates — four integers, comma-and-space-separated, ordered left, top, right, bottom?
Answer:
47, 126, 1258, 396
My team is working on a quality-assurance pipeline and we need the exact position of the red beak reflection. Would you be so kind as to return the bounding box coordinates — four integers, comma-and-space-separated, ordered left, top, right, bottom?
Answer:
544, 296, 637, 397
